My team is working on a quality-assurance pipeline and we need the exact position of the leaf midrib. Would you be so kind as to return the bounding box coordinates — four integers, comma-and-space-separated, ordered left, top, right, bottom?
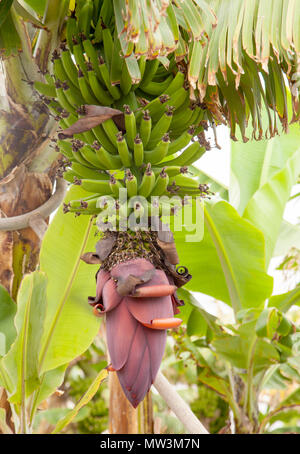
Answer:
204, 205, 242, 315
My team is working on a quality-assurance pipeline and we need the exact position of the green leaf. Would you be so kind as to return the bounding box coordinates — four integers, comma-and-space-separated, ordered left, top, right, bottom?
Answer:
255, 307, 293, 339
0, 0, 14, 28
39, 186, 101, 374
14, 1, 45, 28
22, 0, 47, 17
212, 330, 280, 375
0, 285, 16, 357
51, 368, 108, 434
243, 146, 300, 264
0, 9, 21, 57
187, 308, 208, 337
34, 406, 90, 429
197, 368, 231, 400
230, 123, 300, 215
1, 272, 48, 403
174, 200, 273, 313
177, 287, 221, 335
268, 286, 300, 313
273, 221, 300, 257
29, 365, 67, 425
256, 308, 280, 339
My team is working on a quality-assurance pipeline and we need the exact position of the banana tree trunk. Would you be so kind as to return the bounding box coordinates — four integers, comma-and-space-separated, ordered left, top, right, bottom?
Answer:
0, 165, 53, 297
109, 373, 154, 434
0, 0, 66, 433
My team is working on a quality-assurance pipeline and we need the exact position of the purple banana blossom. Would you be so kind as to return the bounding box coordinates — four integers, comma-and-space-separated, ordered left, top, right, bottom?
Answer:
88, 257, 182, 408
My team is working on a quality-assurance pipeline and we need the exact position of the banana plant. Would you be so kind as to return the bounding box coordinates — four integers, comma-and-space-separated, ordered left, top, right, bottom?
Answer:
0, 0, 299, 435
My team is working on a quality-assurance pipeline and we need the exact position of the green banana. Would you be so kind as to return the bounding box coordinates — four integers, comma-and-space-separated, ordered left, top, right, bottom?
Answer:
78, 68, 99, 104
71, 146, 94, 167
144, 133, 170, 164
63, 169, 79, 183
125, 169, 138, 197
82, 38, 104, 83
71, 161, 107, 180
80, 178, 114, 195
139, 59, 160, 88
87, 63, 113, 105
147, 107, 173, 149
98, 56, 121, 100
170, 174, 200, 189
116, 132, 132, 167
75, 144, 104, 168
138, 55, 147, 80
72, 38, 89, 79
82, 129, 98, 146
124, 105, 137, 150
150, 168, 169, 196
138, 163, 156, 197
138, 94, 169, 121
139, 110, 152, 147
152, 166, 188, 177
95, 145, 122, 170
99, 0, 113, 27
78, 0, 93, 37
52, 52, 69, 84
92, 126, 117, 154
162, 141, 205, 167
109, 175, 125, 197
133, 135, 144, 167
174, 187, 204, 197
101, 118, 120, 147
60, 111, 77, 127
93, 0, 101, 19
57, 139, 73, 159
66, 16, 79, 52
167, 127, 195, 156
152, 86, 189, 122
114, 90, 138, 112
68, 193, 102, 210
140, 74, 173, 96
170, 104, 195, 132
62, 81, 85, 106
102, 27, 114, 69
120, 61, 132, 96
110, 28, 123, 86
60, 43, 80, 88
55, 81, 76, 114
164, 69, 185, 95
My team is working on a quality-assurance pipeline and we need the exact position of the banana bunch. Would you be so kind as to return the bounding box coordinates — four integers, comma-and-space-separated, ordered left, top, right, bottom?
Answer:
34, 2, 211, 220
58, 125, 208, 217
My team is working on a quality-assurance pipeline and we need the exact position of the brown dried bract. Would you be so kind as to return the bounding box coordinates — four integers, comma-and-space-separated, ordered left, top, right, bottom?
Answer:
95, 232, 117, 262
80, 252, 102, 265
57, 105, 125, 139
115, 268, 155, 296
